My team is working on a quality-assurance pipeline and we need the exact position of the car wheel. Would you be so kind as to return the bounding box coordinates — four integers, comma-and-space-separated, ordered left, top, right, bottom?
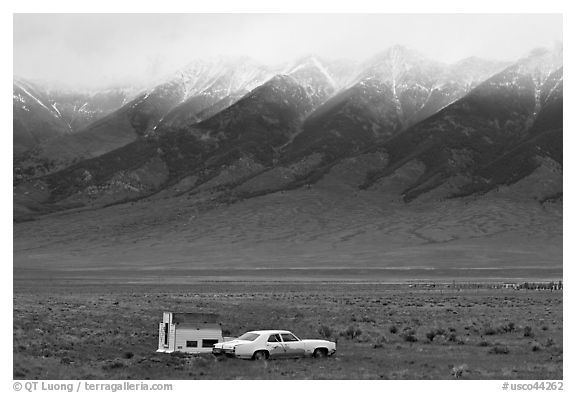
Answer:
253, 350, 269, 361
313, 348, 328, 358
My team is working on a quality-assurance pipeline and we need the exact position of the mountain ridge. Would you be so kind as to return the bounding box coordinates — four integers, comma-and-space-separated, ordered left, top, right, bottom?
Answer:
13, 45, 562, 224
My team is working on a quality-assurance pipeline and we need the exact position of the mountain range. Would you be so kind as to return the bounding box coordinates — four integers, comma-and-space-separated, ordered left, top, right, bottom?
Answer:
13, 45, 563, 275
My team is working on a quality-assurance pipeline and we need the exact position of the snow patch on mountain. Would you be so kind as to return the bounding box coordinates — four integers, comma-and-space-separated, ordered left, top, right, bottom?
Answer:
15, 82, 54, 114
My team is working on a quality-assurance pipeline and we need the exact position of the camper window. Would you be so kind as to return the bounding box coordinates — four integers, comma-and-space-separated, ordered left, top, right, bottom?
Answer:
202, 339, 219, 348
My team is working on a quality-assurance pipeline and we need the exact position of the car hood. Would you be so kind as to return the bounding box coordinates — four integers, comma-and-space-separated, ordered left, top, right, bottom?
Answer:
301, 339, 336, 347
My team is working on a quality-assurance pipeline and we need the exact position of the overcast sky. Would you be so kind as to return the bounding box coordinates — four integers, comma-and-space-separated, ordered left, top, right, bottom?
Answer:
13, 14, 562, 89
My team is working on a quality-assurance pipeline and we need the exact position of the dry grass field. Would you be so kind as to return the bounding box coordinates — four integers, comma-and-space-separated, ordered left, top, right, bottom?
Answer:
13, 281, 562, 380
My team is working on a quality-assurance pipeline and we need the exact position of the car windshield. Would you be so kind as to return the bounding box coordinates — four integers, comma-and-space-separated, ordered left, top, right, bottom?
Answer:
237, 333, 260, 341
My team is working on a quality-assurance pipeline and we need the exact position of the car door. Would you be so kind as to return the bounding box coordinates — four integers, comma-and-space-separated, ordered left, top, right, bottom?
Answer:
265, 334, 286, 358
280, 333, 306, 358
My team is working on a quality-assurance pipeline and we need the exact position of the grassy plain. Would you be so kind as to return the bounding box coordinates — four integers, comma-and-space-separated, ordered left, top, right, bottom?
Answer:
13, 281, 562, 380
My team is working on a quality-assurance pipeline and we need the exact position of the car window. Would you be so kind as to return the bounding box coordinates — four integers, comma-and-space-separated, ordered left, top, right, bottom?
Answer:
237, 333, 260, 341
280, 333, 299, 342
267, 334, 280, 342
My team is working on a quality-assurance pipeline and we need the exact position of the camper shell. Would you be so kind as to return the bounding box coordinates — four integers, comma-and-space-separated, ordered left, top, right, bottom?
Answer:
157, 312, 223, 354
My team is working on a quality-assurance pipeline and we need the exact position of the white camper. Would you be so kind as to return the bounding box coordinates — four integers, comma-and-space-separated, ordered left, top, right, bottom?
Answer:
157, 312, 223, 354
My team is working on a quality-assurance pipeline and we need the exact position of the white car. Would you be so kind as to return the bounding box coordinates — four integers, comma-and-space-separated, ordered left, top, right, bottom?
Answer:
212, 330, 336, 360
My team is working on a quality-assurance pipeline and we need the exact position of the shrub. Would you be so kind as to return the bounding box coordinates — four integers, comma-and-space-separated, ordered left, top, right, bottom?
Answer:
483, 326, 498, 336
403, 334, 418, 343
102, 360, 125, 370
451, 364, 469, 379
488, 345, 509, 355
123, 351, 134, 359
340, 326, 362, 340
523, 326, 534, 338
483, 322, 515, 336
478, 340, 489, 347
356, 334, 372, 343
401, 329, 418, 343
426, 328, 446, 342
318, 325, 333, 339
373, 334, 389, 348
193, 355, 213, 369
170, 351, 189, 359
214, 354, 228, 362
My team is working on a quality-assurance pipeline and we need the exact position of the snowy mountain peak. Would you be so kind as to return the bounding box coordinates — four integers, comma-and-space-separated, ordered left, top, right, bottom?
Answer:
370, 45, 435, 67
284, 55, 335, 84
172, 56, 272, 99
513, 46, 563, 82
357, 45, 443, 86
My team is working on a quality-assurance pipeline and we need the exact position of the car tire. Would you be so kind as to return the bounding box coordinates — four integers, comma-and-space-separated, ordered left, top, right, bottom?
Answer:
253, 350, 269, 361
313, 348, 328, 358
